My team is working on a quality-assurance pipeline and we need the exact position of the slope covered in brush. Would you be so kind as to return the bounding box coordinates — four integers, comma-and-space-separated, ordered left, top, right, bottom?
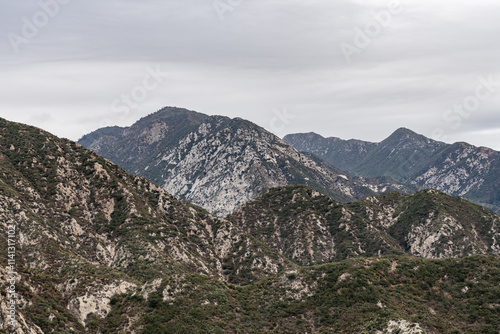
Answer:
0, 118, 286, 332
229, 185, 500, 265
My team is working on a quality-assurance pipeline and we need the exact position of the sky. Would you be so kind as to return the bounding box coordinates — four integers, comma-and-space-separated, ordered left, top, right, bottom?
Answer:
0, 0, 499, 150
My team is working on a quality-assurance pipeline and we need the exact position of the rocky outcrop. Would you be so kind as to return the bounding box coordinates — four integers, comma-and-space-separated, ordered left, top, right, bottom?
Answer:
376, 320, 425, 334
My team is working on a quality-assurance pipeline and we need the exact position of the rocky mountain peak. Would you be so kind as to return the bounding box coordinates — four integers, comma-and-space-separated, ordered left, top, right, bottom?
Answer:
79, 109, 410, 216
381, 127, 440, 150
137, 106, 209, 123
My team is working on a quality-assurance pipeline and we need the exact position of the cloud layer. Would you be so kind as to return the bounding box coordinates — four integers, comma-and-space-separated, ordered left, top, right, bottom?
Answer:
1, 0, 499, 149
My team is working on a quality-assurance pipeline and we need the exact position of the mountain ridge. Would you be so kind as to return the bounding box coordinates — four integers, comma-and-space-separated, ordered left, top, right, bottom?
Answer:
79, 107, 411, 217
229, 184, 500, 265
284, 129, 500, 214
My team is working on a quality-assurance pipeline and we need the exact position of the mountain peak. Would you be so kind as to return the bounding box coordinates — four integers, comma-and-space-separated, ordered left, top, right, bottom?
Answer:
231, 183, 500, 265
393, 127, 417, 135
134, 106, 210, 125
79, 111, 409, 216
388, 127, 423, 140
381, 127, 440, 149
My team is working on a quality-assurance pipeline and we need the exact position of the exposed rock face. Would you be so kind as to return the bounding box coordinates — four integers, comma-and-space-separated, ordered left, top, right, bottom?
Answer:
284, 128, 500, 214
229, 185, 500, 264
67, 281, 136, 325
79, 107, 410, 217
376, 320, 425, 334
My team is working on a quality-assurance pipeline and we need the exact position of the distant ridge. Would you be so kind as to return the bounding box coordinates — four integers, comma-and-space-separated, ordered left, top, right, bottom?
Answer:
284, 129, 500, 214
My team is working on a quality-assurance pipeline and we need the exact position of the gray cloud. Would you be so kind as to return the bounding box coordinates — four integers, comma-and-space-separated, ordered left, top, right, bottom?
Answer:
0, 0, 499, 149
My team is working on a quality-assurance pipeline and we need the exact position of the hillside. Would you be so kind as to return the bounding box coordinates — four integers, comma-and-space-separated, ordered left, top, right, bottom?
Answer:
0, 118, 498, 333
79, 107, 410, 217
94, 255, 500, 333
229, 185, 500, 265
0, 117, 287, 332
284, 129, 500, 214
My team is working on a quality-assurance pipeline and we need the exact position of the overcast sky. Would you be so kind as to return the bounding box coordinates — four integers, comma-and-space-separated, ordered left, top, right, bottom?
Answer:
1, 0, 499, 149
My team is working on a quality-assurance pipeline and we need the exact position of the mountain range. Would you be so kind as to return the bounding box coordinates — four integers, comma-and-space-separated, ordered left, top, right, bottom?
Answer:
0, 114, 498, 333
284, 129, 500, 214
79, 107, 410, 217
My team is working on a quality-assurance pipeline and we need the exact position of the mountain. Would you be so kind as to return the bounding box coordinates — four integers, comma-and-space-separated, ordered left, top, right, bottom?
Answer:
0, 117, 288, 332
229, 185, 500, 265
0, 118, 499, 333
79, 107, 410, 217
284, 128, 500, 214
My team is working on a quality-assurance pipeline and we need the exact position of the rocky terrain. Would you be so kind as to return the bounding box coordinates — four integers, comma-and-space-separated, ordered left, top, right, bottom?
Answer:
0, 117, 498, 333
79, 107, 410, 217
229, 185, 500, 265
0, 117, 287, 332
284, 128, 500, 214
